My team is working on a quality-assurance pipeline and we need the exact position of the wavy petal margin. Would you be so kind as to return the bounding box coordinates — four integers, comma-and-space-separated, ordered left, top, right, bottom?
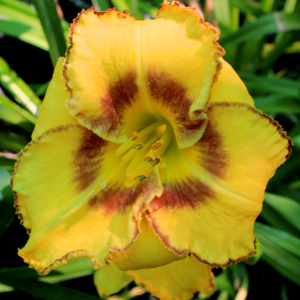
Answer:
112, 214, 184, 271
146, 102, 292, 267
12, 124, 162, 275
127, 257, 215, 300
63, 2, 224, 148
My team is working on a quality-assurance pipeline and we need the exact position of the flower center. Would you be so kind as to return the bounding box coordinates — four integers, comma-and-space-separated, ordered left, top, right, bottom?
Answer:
115, 121, 172, 187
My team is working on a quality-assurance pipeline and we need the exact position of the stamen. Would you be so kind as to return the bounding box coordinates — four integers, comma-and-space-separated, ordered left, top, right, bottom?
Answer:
149, 126, 173, 157
133, 143, 144, 150
152, 157, 161, 166
134, 174, 147, 181
100, 182, 107, 189
151, 140, 163, 151
115, 121, 163, 157
132, 132, 139, 140
122, 125, 166, 163
125, 124, 171, 178
144, 155, 155, 162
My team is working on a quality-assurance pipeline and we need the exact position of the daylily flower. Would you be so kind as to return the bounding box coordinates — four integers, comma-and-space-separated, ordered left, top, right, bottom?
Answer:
12, 1, 291, 299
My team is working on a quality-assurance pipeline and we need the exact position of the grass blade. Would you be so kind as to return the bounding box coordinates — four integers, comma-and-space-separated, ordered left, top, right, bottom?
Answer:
0, 258, 96, 299
220, 12, 300, 47
0, 277, 99, 300
0, 94, 36, 132
213, 0, 231, 35
32, 0, 67, 66
260, 0, 274, 13
255, 222, 300, 258
229, 0, 263, 16
110, 0, 130, 12
264, 193, 300, 233
0, 258, 94, 284
254, 95, 300, 113
91, 0, 109, 11
0, 0, 48, 50
262, 32, 299, 71
0, 132, 29, 152
0, 166, 14, 239
260, 202, 300, 236
29, 81, 50, 97
258, 235, 300, 286
0, 156, 15, 174
239, 72, 300, 98
0, 57, 41, 115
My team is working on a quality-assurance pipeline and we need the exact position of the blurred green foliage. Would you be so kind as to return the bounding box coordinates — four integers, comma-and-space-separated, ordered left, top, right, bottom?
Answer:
0, 0, 300, 299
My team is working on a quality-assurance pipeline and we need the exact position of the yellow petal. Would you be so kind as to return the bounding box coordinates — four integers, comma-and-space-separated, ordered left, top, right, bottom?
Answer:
64, 4, 224, 148
127, 257, 215, 300
112, 214, 184, 271
12, 124, 162, 275
210, 58, 254, 106
32, 57, 76, 139
146, 103, 291, 267
94, 261, 132, 297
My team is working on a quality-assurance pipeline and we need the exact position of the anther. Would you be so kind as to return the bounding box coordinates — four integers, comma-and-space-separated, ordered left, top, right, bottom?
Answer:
151, 140, 163, 151
152, 157, 162, 166
133, 143, 144, 150
100, 182, 107, 189
132, 132, 139, 140
134, 174, 147, 181
144, 155, 155, 162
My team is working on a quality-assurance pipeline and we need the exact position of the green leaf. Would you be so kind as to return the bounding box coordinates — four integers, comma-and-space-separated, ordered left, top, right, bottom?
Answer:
0, 0, 49, 50
254, 95, 300, 113
284, 0, 299, 13
29, 81, 50, 97
220, 12, 300, 47
293, 135, 300, 149
0, 282, 13, 293
0, 165, 14, 239
129, 0, 139, 19
0, 258, 94, 284
262, 31, 299, 71
214, 271, 235, 296
239, 72, 300, 98
260, 201, 300, 236
91, 0, 109, 11
260, 0, 274, 13
258, 235, 300, 286
264, 193, 300, 232
110, 0, 130, 12
0, 0, 69, 51
236, 36, 265, 72
40, 258, 94, 284
213, 0, 231, 34
268, 151, 300, 189
32, 0, 67, 67
0, 277, 99, 300
0, 94, 36, 132
0, 258, 96, 298
289, 121, 300, 149
0, 57, 41, 115
288, 118, 300, 138
255, 222, 300, 258
0, 156, 15, 174
216, 291, 230, 300
229, 0, 263, 16
0, 132, 29, 152
138, 1, 158, 18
